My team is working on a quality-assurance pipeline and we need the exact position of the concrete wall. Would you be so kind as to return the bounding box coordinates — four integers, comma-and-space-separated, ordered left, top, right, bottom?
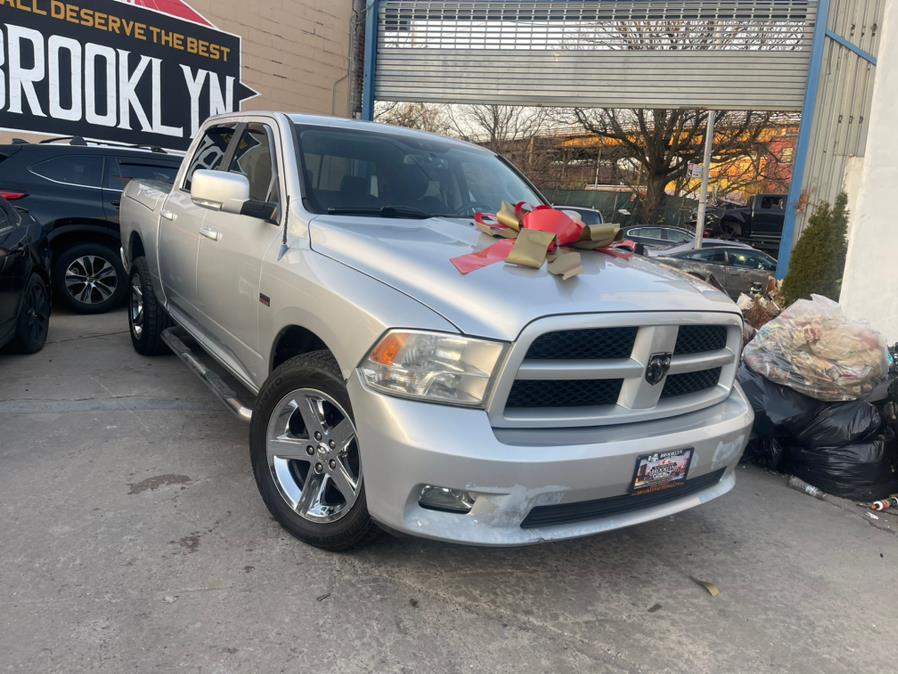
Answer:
839, 0, 898, 341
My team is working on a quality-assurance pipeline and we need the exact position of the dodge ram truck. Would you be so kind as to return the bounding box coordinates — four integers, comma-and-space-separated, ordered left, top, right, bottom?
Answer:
120, 112, 753, 551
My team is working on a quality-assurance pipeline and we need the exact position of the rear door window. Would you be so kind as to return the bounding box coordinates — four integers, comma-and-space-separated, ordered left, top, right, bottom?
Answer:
31, 156, 103, 188
105, 157, 179, 191
662, 228, 693, 243
683, 249, 727, 264
183, 125, 236, 191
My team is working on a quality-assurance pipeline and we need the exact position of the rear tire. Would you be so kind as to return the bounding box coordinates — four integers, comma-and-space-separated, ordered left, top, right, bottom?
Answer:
9, 273, 50, 354
250, 351, 381, 551
53, 242, 127, 314
129, 256, 171, 356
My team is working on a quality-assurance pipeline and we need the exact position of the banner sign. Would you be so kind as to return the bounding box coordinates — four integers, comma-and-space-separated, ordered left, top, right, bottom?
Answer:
0, 0, 257, 149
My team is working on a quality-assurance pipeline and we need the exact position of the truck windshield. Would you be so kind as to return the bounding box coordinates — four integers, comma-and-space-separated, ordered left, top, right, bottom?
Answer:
293, 124, 543, 218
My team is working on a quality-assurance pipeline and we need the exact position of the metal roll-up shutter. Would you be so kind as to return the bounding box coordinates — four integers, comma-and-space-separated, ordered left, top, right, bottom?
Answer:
375, 0, 818, 111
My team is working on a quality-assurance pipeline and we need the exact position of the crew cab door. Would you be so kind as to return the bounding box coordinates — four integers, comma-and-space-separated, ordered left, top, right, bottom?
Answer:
751, 195, 785, 241
158, 124, 236, 314
194, 121, 284, 383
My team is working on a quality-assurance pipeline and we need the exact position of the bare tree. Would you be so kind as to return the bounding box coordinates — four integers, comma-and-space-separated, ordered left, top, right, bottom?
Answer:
569, 108, 774, 222
375, 101, 451, 135
447, 105, 547, 154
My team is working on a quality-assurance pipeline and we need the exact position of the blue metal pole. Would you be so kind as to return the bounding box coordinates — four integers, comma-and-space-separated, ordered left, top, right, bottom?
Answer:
361, 0, 379, 121
776, 0, 831, 279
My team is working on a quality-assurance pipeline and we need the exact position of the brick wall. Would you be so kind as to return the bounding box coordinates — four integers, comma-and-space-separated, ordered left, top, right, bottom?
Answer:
190, 0, 355, 117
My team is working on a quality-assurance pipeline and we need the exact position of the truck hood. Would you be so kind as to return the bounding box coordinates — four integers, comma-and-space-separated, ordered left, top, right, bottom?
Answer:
309, 215, 738, 340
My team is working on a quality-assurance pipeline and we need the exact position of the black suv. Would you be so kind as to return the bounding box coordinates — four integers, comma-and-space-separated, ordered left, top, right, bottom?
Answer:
0, 138, 182, 313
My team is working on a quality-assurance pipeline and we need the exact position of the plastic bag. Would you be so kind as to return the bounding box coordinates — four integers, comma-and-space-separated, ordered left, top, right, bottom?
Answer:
795, 400, 882, 449
737, 365, 824, 438
742, 295, 889, 401
786, 427, 898, 501
740, 437, 786, 470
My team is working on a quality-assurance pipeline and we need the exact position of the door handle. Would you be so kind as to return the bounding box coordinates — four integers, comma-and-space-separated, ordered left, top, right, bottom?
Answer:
200, 226, 221, 242
111, 200, 120, 208
161, 210, 176, 221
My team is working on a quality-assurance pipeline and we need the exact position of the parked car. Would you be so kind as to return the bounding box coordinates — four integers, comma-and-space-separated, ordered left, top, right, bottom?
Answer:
621, 225, 695, 252
554, 205, 604, 225
645, 239, 755, 258
0, 199, 51, 353
121, 113, 752, 551
655, 245, 777, 299
0, 138, 182, 313
714, 193, 786, 255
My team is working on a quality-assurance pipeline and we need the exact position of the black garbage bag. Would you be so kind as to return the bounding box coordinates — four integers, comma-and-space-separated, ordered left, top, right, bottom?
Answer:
737, 365, 824, 438
786, 427, 898, 501
795, 401, 883, 449
740, 437, 786, 470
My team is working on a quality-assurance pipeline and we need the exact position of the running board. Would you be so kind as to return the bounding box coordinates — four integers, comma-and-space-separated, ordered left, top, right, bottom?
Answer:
161, 327, 254, 423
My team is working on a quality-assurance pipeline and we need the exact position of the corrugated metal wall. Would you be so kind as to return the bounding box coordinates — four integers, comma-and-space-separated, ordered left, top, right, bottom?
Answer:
794, 0, 882, 236
375, 0, 817, 111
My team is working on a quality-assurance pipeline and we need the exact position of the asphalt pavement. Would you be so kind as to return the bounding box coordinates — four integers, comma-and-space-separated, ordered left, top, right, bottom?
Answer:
1, 309, 896, 673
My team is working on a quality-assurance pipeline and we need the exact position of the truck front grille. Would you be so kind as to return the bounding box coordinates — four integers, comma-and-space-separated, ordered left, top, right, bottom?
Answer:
526, 327, 637, 360
506, 378, 623, 408
489, 313, 742, 429
674, 325, 728, 355
661, 368, 722, 399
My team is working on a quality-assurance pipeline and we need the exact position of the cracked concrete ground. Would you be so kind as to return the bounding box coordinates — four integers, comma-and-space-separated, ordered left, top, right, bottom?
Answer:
1, 309, 897, 673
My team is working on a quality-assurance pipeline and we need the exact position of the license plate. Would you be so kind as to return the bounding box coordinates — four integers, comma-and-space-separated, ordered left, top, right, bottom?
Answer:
630, 448, 694, 495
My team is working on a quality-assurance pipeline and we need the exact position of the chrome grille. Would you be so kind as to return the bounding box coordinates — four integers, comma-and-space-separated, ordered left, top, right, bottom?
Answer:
488, 312, 743, 429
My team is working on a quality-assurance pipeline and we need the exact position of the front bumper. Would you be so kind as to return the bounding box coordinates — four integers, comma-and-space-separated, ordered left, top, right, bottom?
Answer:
349, 374, 754, 546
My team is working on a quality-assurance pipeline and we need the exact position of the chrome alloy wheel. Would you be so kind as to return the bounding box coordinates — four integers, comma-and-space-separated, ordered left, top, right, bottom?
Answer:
265, 389, 362, 523
129, 277, 144, 337
65, 255, 118, 305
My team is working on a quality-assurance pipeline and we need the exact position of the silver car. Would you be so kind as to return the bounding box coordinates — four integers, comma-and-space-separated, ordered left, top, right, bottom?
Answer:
655, 245, 777, 299
120, 113, 753, 550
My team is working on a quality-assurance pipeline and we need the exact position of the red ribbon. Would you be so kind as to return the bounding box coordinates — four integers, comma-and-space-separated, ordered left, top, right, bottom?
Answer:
451, 205, 634, 275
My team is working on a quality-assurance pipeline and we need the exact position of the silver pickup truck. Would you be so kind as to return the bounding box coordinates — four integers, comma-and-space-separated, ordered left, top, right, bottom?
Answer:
120, 112, 753, 550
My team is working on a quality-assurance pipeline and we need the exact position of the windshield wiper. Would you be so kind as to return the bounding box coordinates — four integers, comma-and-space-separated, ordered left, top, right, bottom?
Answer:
326, 206, 432, 219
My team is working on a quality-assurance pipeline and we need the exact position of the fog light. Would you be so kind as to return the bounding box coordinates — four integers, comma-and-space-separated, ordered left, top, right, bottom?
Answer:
418, 485, 476, 514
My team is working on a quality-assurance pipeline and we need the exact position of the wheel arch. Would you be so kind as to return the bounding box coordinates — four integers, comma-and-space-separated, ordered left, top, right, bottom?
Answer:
48, 225, 120, 258
270, 325, 333, 373
128, 231, 146, 262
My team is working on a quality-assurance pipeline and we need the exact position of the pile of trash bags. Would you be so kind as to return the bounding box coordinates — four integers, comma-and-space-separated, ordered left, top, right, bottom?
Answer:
738, 295, 898, 501
743, 295, 888, 401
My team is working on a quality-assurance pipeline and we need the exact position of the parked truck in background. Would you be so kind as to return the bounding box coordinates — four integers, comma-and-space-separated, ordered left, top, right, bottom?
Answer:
716, 193, 786, 255
120, 112, 753, 551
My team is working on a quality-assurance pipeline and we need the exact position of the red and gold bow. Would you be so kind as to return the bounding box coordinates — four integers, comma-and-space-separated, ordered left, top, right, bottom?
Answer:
450, 202, 634, 279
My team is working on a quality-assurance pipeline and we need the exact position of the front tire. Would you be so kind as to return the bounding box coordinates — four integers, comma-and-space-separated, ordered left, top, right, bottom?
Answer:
53, 242, 127, 314
9, 273, 50, 354
250, 351, 380, 551
129, 256, 170, 356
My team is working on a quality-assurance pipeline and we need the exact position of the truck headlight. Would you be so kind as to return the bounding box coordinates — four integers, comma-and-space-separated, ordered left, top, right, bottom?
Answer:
359, 330, 506, 407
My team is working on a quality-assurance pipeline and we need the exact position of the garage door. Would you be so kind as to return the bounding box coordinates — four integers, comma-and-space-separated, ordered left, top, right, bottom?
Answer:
375, 0, 817, 111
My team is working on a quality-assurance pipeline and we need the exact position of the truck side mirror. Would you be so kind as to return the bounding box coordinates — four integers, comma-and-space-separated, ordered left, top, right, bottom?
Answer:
190, 170, 249, 215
